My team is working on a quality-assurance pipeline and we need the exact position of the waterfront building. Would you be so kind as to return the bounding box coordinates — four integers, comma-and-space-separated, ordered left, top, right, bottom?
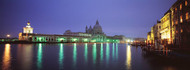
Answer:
0, 38, 18, 43
147, 32, 152, 45
19, 20, 122, 43
170, 0, 190, 47
160, 10, 173, 45
152, 21, 162, 48
147, 0, 190, 48
86, 20, 107, 42
23, 21, 33, 34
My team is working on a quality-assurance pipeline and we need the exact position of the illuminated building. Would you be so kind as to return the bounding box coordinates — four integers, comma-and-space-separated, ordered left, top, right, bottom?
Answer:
147, 32, 152, 45
147, 0, 190, 48
160, 11, 173, 45
153, 21, 162, 48
18, 20, 121, 43
23, 21, 33, 34
170, 0, 190, 47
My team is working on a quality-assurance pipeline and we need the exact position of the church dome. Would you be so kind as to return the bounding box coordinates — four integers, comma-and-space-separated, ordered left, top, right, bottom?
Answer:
93, 20, 103, 34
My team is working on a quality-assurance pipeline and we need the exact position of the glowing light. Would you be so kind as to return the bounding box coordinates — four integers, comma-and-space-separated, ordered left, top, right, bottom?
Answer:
6, 34, 10, 38
180, 15, 183, 23
2, 44, 11, 70
37, 43, 43, 70
38, 37, 42, 42
59, 38, 65, 42
72, 38, 78, 42
83, 39, 88, 42
126, 45, 131, 70
59, 43, 64, 70
185, 1, 188, 6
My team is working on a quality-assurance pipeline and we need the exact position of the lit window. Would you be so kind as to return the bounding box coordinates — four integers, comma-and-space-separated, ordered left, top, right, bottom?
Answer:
176, 21, 178, 24
180, 4, 182, 10
186, 12, 189, 20
180, 15, 183, 23
185, 1, 188, 6
181, 29, 183, 33
175, 8, 177, 11
172, 21, 174, 26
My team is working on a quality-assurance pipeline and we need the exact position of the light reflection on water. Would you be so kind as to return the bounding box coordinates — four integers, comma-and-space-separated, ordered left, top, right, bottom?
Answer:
126, 45, 132, 70
100, 43, 103, 62
106, 43, 110, 65
17, 44, 33, 70
92, 43, 97, 64
2, 44, 11, 70
0, 43, 189, 70
84, 43, 88, 64
73, 43, 77, 69
37, 43, 43, 70
59, 43, 64, 70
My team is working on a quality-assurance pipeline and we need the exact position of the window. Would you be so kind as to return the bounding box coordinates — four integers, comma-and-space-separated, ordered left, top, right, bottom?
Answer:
185, 1, 188, 6
186, 12, 189, 20
172, 21, 174, 26
176, 21, 178, 24
175, 8, 177, 11
180, 15, 183, 23
181, 29, 183, 33
180, 4, 182, 10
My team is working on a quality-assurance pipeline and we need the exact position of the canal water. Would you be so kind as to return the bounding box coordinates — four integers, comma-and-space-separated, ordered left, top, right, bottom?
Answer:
0, 43, 189, 70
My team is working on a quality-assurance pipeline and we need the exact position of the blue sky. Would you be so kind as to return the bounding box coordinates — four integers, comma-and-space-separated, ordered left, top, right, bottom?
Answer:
0, 0, 177, 38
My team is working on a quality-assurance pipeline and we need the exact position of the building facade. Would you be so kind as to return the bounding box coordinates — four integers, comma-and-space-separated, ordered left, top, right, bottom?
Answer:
171, 0, 190, 47
160, 11, 173, 45
147, 0, 190, 48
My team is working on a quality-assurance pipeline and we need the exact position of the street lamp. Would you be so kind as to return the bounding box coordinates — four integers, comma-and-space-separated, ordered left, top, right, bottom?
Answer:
6, 34, 10, 38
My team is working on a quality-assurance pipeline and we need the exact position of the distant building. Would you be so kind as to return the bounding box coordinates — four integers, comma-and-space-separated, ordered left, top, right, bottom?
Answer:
64, 30, 92, 37
19, 20, 123, 43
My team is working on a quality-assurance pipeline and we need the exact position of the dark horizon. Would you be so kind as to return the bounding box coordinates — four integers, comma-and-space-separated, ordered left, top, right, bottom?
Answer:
0, 0, 177, 38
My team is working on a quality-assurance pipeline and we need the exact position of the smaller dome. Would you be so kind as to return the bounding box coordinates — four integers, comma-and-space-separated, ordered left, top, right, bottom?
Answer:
64, 30, 72, 34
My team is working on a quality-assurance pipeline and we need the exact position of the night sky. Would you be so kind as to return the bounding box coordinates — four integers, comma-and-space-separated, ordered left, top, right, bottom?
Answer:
0, 0, 177, 38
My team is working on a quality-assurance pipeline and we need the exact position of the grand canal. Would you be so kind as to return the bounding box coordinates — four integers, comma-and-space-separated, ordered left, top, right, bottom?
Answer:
0, 43, 190, 70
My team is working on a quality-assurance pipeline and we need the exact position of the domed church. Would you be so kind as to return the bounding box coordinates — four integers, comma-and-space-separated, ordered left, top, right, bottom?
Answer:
86, 20, 105, 35
85, 20, 106, 42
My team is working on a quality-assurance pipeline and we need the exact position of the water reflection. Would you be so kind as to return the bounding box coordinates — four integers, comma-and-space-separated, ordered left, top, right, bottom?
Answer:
116, 43, 118, 60
92, 43, 97, 64
126, 45, 132, 70
2, 44, 11, 70
37, 43, 43, 70
73, 43, 77, 68
59, 44, 64, 70
112, 43, 115, 60
84, 43, 88, 64
106, 43, 110, 65
17, 44, 33, 70
100, 43, 103, 62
